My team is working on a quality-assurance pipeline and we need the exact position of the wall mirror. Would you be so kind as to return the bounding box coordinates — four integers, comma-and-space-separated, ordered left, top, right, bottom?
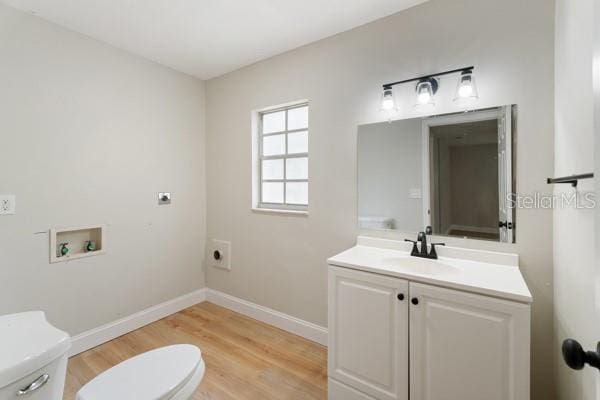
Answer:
358, 105, 516, 243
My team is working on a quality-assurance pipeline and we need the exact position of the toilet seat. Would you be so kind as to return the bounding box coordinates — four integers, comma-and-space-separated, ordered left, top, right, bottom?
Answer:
76, 344, 204, 400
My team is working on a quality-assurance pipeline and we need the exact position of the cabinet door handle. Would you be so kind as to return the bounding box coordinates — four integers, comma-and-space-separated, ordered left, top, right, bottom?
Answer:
397, 293, 405, 301
17, 374, 49, 396
411, 298, 419, 305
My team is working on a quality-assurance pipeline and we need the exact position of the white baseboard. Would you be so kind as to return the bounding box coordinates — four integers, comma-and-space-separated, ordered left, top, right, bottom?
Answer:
205, 288, 328, 346
69, 287, 328, 357
69, 288, 207, 356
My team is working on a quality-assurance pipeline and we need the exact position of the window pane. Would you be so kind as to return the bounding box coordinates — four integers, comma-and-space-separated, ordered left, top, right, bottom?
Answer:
262, 159, 283, 180
286, 157, 308, 180
262, 111, 285, 133
286, 182, 308, 205
262, 182, 284, 203
287, 131, 308, 154
263, 134, 285, 156
287, 106, 308, 130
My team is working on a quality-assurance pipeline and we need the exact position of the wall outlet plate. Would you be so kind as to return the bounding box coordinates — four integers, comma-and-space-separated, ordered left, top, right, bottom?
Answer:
0, 195, 16, 215
210, 239, 231, 270
158, 192, 171, 205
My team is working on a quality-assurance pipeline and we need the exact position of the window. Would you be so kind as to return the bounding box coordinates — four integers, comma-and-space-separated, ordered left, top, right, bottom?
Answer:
258, 103, 308, 211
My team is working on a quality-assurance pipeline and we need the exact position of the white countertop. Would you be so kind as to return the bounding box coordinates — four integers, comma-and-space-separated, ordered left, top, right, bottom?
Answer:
328, 239, 532, 303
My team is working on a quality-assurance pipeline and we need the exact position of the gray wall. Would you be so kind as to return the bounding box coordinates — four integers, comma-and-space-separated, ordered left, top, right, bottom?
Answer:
553, 0, 597, 398
0, 4, 207, 335
449, 144, 499, 231
358, 118, 423, 231
205, 0, 555, 398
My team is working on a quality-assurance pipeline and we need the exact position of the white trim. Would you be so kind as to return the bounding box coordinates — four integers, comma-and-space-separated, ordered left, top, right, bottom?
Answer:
500, 105, 514, 243
256, 102, 309, 210
421, 107, 506, 236
69, 288, 207, 356
421, 120, 431, 229
205, 288, 328, 346
422, 108, 501, 127
251, 207, 308, 216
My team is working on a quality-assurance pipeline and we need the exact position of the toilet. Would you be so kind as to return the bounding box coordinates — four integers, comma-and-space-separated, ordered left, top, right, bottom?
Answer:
0, 311, 205, 400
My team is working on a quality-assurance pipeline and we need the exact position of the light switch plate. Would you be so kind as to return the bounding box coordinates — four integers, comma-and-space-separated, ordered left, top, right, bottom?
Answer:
210, 239, 231, 270
0, 195, 16, 215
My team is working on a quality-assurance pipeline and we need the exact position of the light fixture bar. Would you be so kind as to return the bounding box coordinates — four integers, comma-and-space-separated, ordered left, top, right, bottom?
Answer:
382, 66, 474, 89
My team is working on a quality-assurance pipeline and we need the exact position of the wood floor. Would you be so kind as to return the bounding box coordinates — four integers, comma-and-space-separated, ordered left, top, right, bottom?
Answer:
63, 302, 328, 399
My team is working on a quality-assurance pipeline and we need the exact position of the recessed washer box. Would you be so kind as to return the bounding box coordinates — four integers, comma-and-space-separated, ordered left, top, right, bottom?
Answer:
50, 225, 105, 263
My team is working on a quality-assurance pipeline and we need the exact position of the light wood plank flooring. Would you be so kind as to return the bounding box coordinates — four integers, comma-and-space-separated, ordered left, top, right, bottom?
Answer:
64, 302, 328, 399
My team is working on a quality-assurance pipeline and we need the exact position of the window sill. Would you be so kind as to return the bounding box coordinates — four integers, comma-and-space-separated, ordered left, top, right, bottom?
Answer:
251, 207, 308, 216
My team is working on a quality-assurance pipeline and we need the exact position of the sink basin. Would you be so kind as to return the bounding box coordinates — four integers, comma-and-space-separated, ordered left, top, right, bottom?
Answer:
381, 256, 459, 275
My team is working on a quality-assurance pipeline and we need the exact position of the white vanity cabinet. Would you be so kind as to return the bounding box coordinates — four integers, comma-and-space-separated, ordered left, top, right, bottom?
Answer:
328, 252, 531, 400
328, 266, 409, 400
409, 282, 530, 400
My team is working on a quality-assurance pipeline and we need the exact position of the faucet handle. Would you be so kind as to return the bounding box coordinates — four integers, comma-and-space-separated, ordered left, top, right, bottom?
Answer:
428, 243, 445, 259
404, 239, 419, 256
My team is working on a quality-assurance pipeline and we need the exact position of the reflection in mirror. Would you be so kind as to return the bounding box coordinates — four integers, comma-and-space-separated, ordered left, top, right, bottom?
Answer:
358, 105, 516, 243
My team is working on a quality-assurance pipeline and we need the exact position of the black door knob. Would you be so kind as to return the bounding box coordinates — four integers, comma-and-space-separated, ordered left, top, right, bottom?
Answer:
411, 298, 419, 305
213, 250, 222, 260
397, 293, 405, 301
562, 339, 600, 370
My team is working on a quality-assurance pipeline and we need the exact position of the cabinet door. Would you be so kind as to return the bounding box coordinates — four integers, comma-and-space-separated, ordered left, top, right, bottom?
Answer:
328, 266, 409, 400
409, 282, 530, 400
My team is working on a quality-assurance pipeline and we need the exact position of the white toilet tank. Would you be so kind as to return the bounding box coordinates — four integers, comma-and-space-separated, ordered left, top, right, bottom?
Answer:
0, 312, 71, 400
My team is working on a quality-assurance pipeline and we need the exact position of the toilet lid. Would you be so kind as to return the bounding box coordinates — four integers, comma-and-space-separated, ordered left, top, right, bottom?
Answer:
77, 344, 202, 400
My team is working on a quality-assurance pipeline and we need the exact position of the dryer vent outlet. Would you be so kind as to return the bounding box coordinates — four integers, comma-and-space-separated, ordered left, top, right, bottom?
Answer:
211, 239, 231, 270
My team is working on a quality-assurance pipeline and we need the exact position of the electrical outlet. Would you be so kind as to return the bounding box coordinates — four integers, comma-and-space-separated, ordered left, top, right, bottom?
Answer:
211, 239, 231, 270
0, 195, 15, 215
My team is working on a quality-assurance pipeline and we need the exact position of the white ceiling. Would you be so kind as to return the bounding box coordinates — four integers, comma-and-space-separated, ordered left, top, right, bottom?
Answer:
1, 0, 427, 79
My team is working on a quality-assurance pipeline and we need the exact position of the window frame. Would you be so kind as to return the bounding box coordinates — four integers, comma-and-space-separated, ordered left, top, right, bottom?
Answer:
258, 103, 309, 211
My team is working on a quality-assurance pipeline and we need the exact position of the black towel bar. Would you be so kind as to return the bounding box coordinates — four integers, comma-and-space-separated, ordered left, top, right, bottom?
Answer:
547, 173, 594, 187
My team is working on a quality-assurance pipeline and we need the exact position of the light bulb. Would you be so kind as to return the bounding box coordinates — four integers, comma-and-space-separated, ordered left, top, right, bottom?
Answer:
458, 84, 473, 98
381, 88, 395, 111
382, 97, 394, 110
418, 91, 431, 104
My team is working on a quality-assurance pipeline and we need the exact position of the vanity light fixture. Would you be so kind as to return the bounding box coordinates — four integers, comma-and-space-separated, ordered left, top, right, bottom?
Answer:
381, 66, 476, 110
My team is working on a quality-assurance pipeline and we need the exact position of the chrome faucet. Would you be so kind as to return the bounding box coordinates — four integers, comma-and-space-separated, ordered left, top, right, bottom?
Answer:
405, 232, 445, 260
